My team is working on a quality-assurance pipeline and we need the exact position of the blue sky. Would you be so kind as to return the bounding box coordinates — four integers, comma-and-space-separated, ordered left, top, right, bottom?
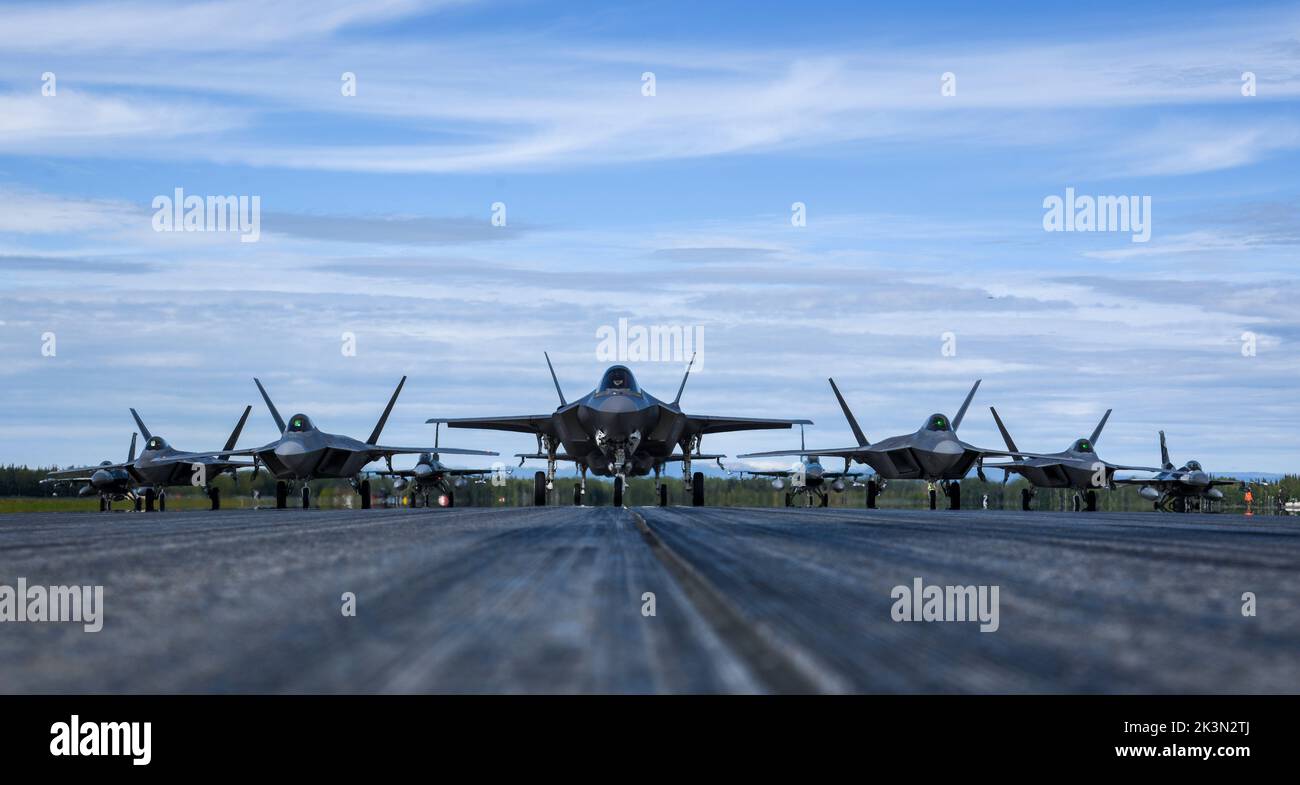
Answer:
1, 0, 1298, 473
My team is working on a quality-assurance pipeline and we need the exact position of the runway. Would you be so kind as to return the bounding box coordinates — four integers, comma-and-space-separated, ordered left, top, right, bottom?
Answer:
1, 506, 1297, 693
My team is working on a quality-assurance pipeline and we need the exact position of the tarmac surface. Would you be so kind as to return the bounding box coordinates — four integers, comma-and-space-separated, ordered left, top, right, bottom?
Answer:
1, 505, 1297, 693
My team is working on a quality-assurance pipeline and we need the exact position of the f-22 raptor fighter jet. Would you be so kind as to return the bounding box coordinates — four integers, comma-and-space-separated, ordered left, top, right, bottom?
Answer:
740, 378, 1028, 510
44, 407, 253, 512
984, 407, 1161, 512
430, 353, 811, 507
727, 427, 862, 507
214, 377, 496, 510
1113, 431, 1237, 512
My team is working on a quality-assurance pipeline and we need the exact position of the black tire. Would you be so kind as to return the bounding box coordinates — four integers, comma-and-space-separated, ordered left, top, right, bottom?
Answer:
784, 493, 793, 507
101, 497, 108, 513
159, 492, 166, 513
658, 484, 667, 507
360, 480, 372, 510
1173, 497, 1187, 513
613, 476, 624, 507
574, 483, 583, 506
866, 480, 878, 509
276, 481, 288, 509
1021, 488, 1032, 511
819, 493, 829, 508
1085, 489, 1098, 512
691, 472, 705, 507
133, 497, 142, 512
533, 471, 547, 507
210, 486, 220, 511
302, 486, 310, 509
145, 488, 156, 513
446, 491, 454, 508
948, 482, 961, 510
928, 488, 937, 510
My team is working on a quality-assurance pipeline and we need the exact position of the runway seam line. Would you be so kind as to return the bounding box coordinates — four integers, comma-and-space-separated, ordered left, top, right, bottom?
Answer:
630, 510, 847, 695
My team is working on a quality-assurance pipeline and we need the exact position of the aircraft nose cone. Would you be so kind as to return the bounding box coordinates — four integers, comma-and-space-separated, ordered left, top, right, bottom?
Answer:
594, 394, 638, 414
805, 464, 824, 480
275, 441, 306, 458
413, 464, 434, 479
90, 469, 113, 488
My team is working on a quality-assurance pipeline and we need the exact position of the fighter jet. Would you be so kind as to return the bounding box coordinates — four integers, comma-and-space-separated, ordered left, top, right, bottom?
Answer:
43, 406, 254, 512
726, 427, 862, 507
429, 353, 811, 507
739, 378, 1027, 510
366, 424, 508, 508
1113, 431, 1237, 512
983, 407, 1162, 512
42, 434, 141, 512
214, 376, 497, 509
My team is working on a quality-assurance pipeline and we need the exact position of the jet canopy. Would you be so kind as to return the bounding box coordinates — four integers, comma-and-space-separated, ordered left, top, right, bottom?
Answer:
1073, 439, 1094, 453
146, 436, 170, 451
419, 452, 433, 464
1185, 460, 1203, 471
286, 414, 316, 432
924, 414, 951, 432
597, 365, 640, 394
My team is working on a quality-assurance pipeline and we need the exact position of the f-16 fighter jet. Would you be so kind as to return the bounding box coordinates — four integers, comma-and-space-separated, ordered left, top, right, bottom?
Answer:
726, 427, 861, 507
1113, 430, 1238, 512
429, 353, 811, 507
983, 407, 1161, 512
210, 376, 496, 510
367, 424, 508, 508
44, 406, 253, 511
43, 434, 141, 512
740, 378, 1030, 510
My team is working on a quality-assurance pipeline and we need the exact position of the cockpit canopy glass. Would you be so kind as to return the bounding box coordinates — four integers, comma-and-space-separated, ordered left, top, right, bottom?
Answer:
925, 414, 950, 431
146, 436, 168, 451
598, 366, 640, 394
1185, 460, 1202, 471
287, 414, 315, 432
1074, 439, 1093, 453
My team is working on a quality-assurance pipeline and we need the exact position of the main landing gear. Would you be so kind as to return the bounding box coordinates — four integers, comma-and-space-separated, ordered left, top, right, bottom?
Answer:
946, 481, 961, 510
613, 475, 625, 507
866, 479, 880, 509
534, 471, 547, 507
1021, 487, 1034, 511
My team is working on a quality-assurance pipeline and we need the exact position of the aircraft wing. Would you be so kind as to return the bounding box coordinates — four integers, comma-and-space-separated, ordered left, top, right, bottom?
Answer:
430, 415, 557, 436
371, 445, 498, 457
679, 414, 813, 436
44, 462, 131, 480
1107, 463, 1165, 473
738, 446, 865, 460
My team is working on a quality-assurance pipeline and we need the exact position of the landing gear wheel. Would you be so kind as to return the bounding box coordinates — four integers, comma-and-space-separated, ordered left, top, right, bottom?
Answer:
658, 484, 668, 507
101, 497, 109, 513
691, 472, 705, 507
360, 480, 372, 510
1021, 488, 1032, 511
209, 486, 221, 511
159, 492, 166, 512
1173, 497, 1187, 513
613, 476, 624, 507
533, 471, 547, 507
302, 486, 310, 509
866, 480, 878, 509
276, 481, 288, 509
819, 493, 829, 508
133, 497, 142, 512
948, 482, 961, 510
574, 483, 583, 506
1085, 489, 1098, 512
785, 493, 793, 507
145, 488, 156, 513
928, 488, 938, 510
446, 491, 454, 508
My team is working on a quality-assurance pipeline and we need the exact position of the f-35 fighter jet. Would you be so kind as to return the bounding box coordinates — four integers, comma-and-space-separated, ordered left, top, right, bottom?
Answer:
430, 353, 811, 507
